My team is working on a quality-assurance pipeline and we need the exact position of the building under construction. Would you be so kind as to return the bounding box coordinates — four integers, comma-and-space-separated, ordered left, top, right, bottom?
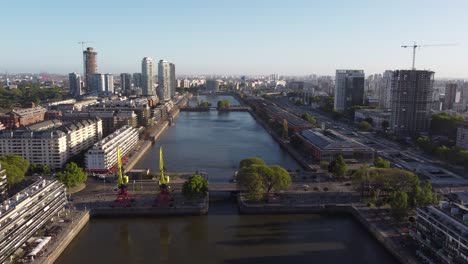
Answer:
83, 47, 98, 92
390, 70, 434, 136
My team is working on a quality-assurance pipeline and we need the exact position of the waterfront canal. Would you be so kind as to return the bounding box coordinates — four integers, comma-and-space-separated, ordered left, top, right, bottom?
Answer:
56, 95, 398, 263
56, 204, 397, 264
135, 95, 301, 182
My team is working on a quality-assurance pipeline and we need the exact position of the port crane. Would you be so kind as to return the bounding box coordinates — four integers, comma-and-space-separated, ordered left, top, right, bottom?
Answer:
401, 42, 456, 70
111, 146, 133, 207
154, 146, 172, 207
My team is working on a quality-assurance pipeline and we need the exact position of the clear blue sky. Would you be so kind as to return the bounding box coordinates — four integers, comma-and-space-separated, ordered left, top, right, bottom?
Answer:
1, 0, 467, 78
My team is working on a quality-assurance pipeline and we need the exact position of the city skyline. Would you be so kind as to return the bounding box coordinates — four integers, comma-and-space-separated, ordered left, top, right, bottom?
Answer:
1, 0, 468, 78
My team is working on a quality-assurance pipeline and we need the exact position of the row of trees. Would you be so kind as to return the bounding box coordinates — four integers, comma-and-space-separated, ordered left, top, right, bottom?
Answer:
236, 157, 291, 201
352, 166, 437, 220
416, 137, 468, 169
217, 99, 231, 108
0, 84, 65, 110
301, 113, 317, 127
430, 112, 463, 141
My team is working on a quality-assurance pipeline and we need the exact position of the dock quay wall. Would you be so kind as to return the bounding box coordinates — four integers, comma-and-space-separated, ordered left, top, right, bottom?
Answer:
238, 197, 414, 264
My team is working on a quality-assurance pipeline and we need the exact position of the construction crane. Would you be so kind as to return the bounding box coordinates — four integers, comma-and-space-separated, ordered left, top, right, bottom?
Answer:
401, 42, 456, 70
78, 41, 94, 51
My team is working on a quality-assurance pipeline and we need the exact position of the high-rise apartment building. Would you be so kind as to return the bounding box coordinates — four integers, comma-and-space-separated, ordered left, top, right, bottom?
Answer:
157, 60, 171, 101
141, 57, 155, 96
133, 73, 142, 89
443, 83, 458, 110
83, 47, 98, 91
88, 73, 105, 94
206, 80, 220, 92
379, 70, 393, 109
120, 73, 132, 94
170, 63, 176, 98
68, 72, 82, 97
390, 70, 434, 136
104, 74, 114, 95
334, 70, 365, 112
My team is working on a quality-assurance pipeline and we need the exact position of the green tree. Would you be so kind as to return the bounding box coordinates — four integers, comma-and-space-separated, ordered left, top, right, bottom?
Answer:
328, 155, 347, 179
320, 161, 330, 170
301, 113, 317, 127
237, 159, 291, 199
0, 154, 29, 186
56, 162, 87, 188
182, 174, 208, 200
430, 112, 463, 140
239, 157, 266, 169
389, 191, 408, 221
199, 101, 211, 108
374, 157, 390, 168
359, 121, 372, 132
417, 181, 435, 206
217, 99, 231, 108
43, 165, 52, 174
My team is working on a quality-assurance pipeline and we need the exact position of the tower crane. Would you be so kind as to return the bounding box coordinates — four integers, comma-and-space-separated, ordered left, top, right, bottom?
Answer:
401, 42, 456, 70
78, 41, 94, 51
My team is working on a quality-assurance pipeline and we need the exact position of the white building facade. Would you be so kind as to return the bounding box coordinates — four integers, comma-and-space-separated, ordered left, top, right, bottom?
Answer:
85, 125, 139, 173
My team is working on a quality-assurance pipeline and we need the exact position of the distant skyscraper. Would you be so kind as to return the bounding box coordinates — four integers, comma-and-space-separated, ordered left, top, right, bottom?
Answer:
170, 63, 176, 97
206, 80, 220, 92
87, 73, 105, 95
83, 47, 98, 92
157, 60, 171, 101
379, 70, 393, 109
120, 73, 132, 94
390, 70, 434, 136
141, 57, 155, 96
133, 73, 142, 90
68, 72, 82, 97
443, 83, 458, 110
334, 70, 365, 112
104, 74, 114, 95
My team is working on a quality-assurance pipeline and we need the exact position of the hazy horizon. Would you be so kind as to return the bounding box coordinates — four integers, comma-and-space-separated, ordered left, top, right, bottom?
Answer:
1, 0, 467, 78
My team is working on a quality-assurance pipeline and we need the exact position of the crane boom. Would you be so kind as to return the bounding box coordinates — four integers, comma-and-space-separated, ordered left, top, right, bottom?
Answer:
159, 146, 169, 186
401, 42, 456, 70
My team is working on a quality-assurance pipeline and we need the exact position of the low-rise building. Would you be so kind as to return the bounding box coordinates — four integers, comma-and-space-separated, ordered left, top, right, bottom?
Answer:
295, 128, 375, 162
0, 105, 47, 129
0, 179, 67, 263
411, 200, 468, 264
354, 109, 391, 130
85, 125, 139, 173
457, 121, 468, 150
62, 110, 137, 136
0, 118, 102, 169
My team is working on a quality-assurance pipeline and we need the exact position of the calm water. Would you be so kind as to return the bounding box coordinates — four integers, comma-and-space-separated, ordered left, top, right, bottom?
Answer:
56, 204, 397, 264
135, 96, 301, 182
57, 96, 397, 264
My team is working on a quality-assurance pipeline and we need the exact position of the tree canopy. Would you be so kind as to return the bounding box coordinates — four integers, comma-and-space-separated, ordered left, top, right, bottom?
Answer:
328, 155, 347, 179
389, 191, 408, 221
374, 157, 390, 168
430, 112, 463, 140
217, 99, 231, 108
182, 174, 208, 200
56, 162, 87, 188
198, 101, 212, 108
359, 121, 372, 132
237, 158, 291, 200
239, 157, 266, 169
0, 154, 29, 186
301, 113, 317, 127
